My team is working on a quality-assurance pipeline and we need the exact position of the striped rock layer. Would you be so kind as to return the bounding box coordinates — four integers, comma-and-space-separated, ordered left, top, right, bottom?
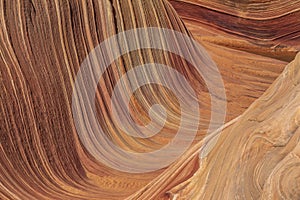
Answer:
0, 0, 299, 199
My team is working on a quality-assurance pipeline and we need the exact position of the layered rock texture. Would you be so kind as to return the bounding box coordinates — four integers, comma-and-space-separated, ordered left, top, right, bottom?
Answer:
0, 0, 299, 199
130, 52, 300, 199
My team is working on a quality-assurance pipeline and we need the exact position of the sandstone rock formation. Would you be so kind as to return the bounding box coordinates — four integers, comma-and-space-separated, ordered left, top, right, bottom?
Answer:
129, 52, 300, 199
0, 0, 299, 199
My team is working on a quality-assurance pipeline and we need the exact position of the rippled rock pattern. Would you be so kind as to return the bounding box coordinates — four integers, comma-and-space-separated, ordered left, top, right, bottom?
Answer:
0, 0, 299, 199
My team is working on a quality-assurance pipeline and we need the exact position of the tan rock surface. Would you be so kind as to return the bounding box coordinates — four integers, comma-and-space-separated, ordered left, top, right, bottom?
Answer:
129, 52, 300, 199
